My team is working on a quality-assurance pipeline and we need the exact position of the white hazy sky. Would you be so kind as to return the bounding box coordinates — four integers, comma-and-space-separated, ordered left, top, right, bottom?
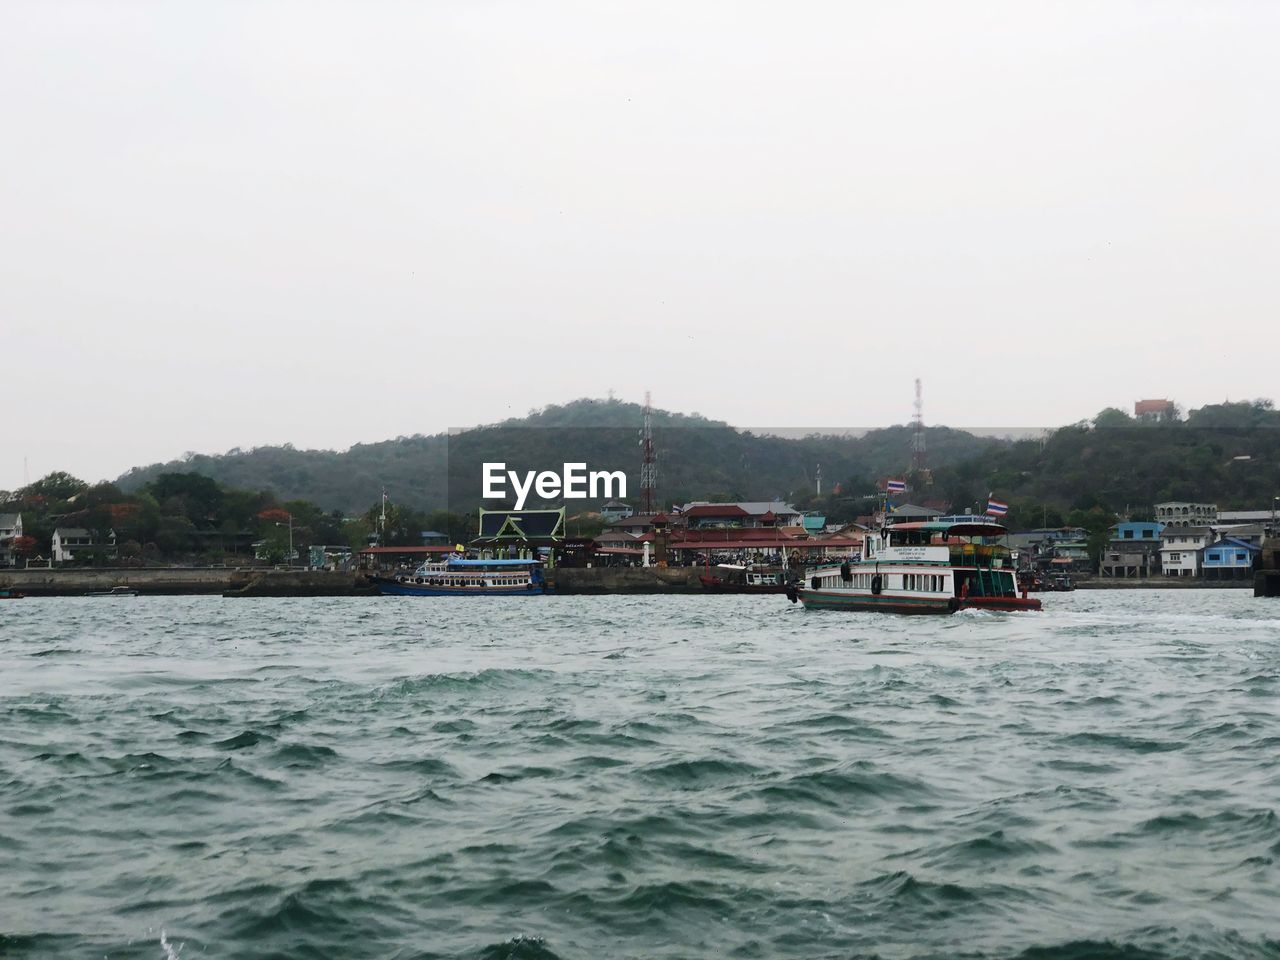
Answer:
3, 1, 1277, 489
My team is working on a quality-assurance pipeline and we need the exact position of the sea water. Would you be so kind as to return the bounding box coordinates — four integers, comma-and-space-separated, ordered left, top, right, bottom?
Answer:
1, 592, 1278, 959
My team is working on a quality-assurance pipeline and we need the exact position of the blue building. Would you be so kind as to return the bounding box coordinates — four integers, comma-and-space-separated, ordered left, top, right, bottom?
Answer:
1201, 537, 1259, 580
1100, 521, 1165, 578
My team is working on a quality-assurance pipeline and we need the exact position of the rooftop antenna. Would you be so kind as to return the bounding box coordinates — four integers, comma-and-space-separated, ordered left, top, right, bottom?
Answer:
911, 378, 932, 486
640, 391, 657, 513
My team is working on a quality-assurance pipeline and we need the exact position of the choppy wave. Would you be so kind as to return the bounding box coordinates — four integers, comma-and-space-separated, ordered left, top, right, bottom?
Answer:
1, 591, 1278, 959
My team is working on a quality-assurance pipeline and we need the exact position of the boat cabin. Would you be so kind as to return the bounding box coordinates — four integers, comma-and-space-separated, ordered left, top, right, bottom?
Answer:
858, 517, 1020, 599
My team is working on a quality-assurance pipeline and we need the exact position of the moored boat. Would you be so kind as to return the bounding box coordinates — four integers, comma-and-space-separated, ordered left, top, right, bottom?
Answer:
699, 565, 792, 594
371, 557, 549, 596
87, 586, 139, 597
787, 516, 1041, 614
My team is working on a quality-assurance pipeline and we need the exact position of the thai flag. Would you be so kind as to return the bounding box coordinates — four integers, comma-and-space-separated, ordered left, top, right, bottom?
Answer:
887, 479, 906, 494
986, 496, 1009, 517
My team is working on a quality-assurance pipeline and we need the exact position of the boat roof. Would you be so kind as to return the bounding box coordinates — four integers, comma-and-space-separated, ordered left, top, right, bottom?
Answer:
445, 558, 541, 567
887, 520, 1008, 537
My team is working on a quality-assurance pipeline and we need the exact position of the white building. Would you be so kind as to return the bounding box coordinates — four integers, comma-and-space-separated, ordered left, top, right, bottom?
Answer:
0, 512, 23, 566
1154, 502, 1217, 528
600, 500, 633, 522
1159, 526, 1213, 576
52, 527, 116, 564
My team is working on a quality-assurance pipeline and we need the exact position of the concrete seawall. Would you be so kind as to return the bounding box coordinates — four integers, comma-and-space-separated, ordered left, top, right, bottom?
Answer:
1076, 578, 1252, 590
0, 568, 373, 597
1, 566, 707, 596
2, 566, 1262, 597
547, 567, 705, 594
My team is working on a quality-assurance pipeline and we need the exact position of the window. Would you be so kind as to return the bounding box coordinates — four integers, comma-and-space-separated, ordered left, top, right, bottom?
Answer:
1169, 553, 1181, 562
1237, 552, 1247, 562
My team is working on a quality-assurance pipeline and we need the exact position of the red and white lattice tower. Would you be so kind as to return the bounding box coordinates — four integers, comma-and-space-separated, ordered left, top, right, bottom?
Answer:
640, 391, 657, 514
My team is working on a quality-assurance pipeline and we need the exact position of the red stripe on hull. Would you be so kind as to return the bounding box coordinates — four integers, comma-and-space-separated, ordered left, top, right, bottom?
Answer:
958, 596, 1042, 612
798, 590, 954, 615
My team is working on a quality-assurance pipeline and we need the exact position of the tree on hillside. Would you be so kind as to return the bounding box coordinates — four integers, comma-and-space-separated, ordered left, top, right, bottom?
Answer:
11, 535, 38, 560
1092, 408, 1133, 429
145, 473, 225, 525
22, 472, 88, 502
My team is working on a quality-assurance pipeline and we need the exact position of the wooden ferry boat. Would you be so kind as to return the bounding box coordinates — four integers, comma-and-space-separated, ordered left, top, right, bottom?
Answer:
787, 516, 1041, 614
371, 557, 548, 596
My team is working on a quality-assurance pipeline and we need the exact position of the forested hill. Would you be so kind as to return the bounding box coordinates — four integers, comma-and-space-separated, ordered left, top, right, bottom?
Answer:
116, 398, 1002, 514
925, 400, 1280, 523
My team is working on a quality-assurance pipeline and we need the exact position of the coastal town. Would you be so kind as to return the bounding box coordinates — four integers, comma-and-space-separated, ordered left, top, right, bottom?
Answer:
3, 397, 1280, 597
3, 487, 1279, 598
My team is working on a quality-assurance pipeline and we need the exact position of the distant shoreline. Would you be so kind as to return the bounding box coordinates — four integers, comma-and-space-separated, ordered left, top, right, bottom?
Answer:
2, 567, 1260, 597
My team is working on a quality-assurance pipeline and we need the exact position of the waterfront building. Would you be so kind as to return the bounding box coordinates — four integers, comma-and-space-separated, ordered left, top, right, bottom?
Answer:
1216, 509, 1278, 534
1134, 398, 1179, 421
1212, 523, 1267, 546
600, 500, 633, 523
1159, 526, 1213, 577
51, 526, 117, 564
666, 526, 862, 564
0, 512, 22, 567
1201, 537, 1260, 580
675, 501, 804, 528
1155, 502, 1217, 528
603, 513, 663, 537
1048, 539, 1092, 573
308, 544, 353, 570
471, 507, 566, 558
802, 513, 827, 535
1100, 521, 1164, 578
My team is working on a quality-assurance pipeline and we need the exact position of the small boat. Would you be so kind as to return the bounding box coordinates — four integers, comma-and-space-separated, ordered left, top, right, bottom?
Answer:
699, 565, 793, 594
0, 588, 24, 600
371, 557, 549, 596
787, 516, 1042, 614
87, 586, 139, 597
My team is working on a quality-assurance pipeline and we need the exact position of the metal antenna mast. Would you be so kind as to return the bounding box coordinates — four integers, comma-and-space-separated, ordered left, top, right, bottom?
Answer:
640, 391, 657, 514
911, 378, 931, 485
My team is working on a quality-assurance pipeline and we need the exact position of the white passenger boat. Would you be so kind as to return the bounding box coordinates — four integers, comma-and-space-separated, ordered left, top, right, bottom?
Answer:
787, 516, 1042, 614
371, 558, 548, 596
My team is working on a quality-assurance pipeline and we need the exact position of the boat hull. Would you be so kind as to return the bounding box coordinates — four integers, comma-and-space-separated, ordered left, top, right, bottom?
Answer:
371, 577, 547, 597
957, 595, 1042, 612
794, 587, 1041, 613
797, 588, 955, 614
